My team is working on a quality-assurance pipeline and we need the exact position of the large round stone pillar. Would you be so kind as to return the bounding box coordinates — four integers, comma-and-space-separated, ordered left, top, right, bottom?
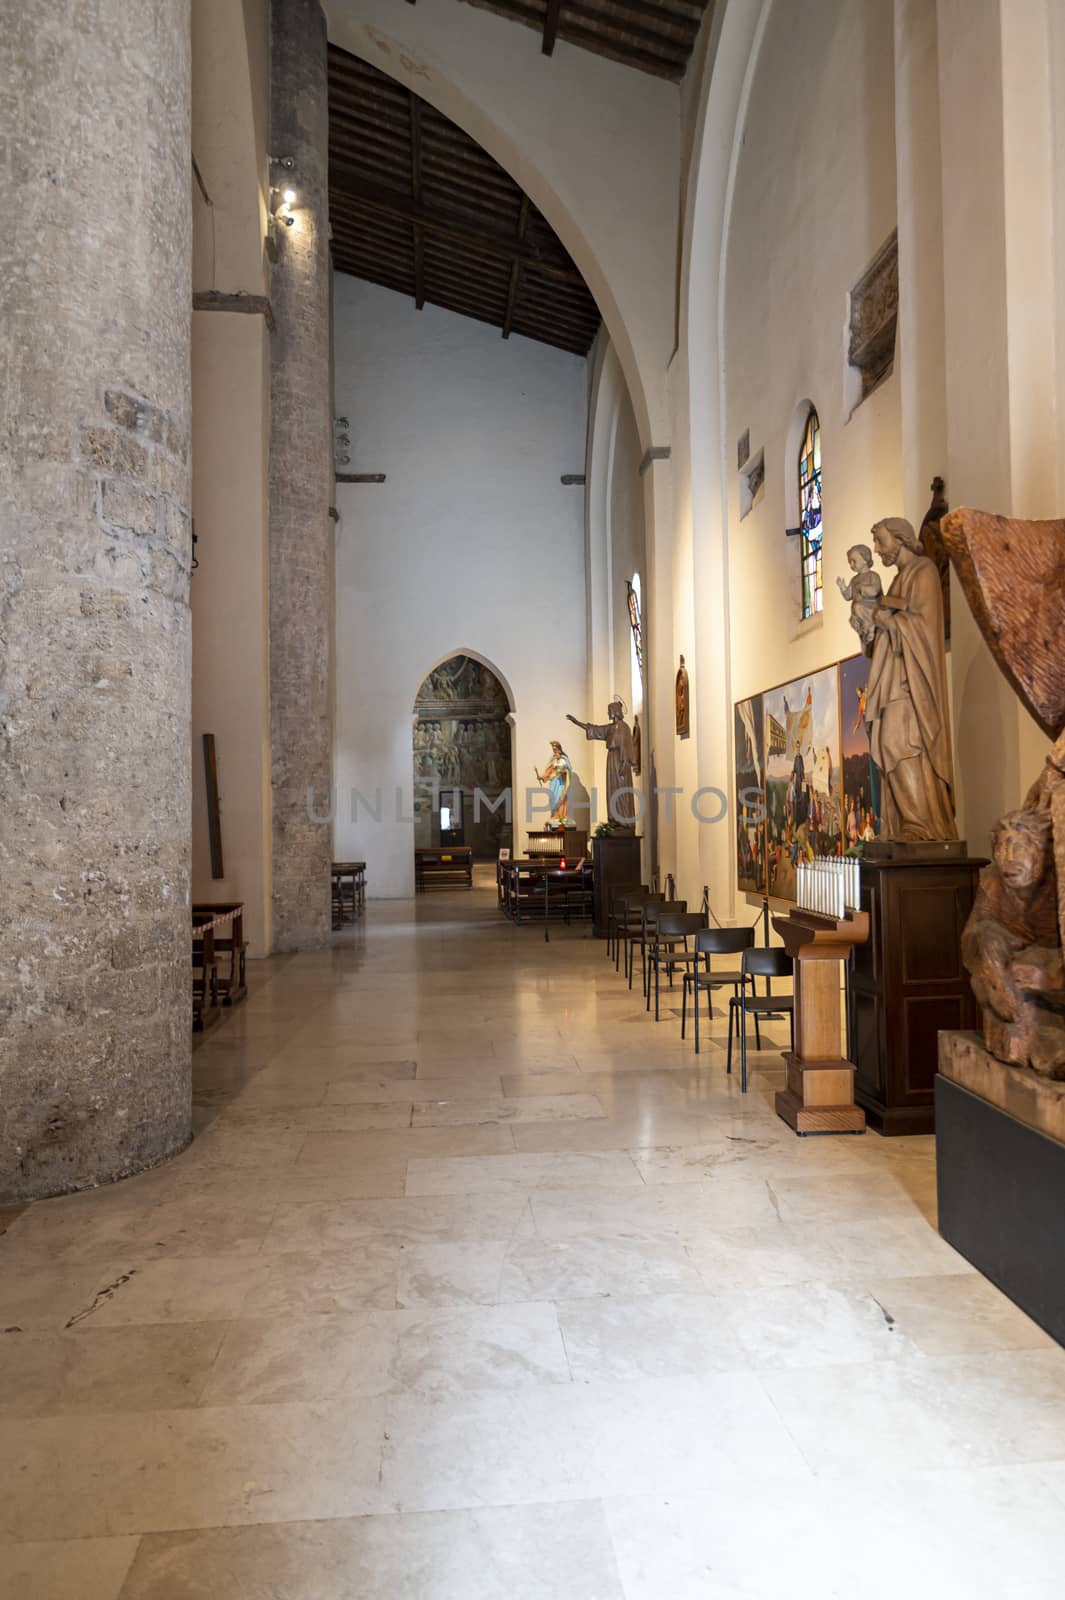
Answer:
0, 3, 193, 1199
269, 0, 335, 951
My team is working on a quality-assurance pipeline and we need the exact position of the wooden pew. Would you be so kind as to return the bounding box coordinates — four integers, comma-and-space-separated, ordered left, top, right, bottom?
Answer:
415, 846, 473, 889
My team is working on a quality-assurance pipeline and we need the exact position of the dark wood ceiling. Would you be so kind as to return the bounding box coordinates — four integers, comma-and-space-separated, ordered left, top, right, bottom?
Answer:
328, 46, 602, 357
459, 0, 712, 81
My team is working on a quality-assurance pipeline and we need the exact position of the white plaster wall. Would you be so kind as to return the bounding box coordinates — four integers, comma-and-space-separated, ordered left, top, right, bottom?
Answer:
333, 276, 588, 896
724, 0, 902, 706
642, 0, 904, 913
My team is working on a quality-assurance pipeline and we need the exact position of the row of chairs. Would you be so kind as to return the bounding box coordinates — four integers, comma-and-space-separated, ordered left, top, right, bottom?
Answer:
606, 884, 794, 1091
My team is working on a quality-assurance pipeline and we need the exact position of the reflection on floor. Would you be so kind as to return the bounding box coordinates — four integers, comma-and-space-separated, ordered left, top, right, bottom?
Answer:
2, 885, 1064, 1599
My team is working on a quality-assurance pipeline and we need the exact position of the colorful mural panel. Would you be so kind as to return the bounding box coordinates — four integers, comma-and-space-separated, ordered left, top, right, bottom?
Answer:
734, 694, 766, 894
762, 665, 842, 901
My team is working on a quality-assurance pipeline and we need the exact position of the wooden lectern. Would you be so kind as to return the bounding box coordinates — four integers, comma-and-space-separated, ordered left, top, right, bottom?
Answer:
773, 908, 869, 1134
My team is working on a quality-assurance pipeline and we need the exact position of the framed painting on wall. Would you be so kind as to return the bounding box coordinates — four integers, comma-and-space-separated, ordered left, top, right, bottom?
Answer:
734, 694, 767, 894
763, 665, 842, 901
839, 652, 881, 846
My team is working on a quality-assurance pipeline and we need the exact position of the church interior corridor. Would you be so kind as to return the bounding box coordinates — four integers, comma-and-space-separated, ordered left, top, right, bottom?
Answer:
3, 888, 1065, 1597
8, 0, 1065, 1590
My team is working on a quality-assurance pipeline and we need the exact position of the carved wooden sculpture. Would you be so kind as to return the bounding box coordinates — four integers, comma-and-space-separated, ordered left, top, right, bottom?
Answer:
941, 509, 1065, 1075
865, 517, 957, 841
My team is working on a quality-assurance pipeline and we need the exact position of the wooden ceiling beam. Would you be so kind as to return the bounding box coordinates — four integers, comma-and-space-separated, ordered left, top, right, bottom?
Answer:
511, 301, 598, 341
423, 277, 507, 318
334, 246, 416, 284
331, 209, 415, 251
328, 73, 409, 118
409, 94, 425, 309
329, 164, 587, 286
556, 19, 686, 76
423, 236, 511, 282
332, 229, 415, 268
334, 261, 415, 299
543, 0, 562, 55
564, 0, 695, 56
328, 112, 410, 157
502, 193, 529, 341
575, 0, 702, 36
419, 161, 520, 219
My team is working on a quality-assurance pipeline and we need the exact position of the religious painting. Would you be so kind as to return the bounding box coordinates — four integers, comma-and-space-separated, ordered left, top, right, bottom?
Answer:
675, 655, 690, 739
839, 652, 881, 846
763, 665, 842, 901
734, 694, 766, 894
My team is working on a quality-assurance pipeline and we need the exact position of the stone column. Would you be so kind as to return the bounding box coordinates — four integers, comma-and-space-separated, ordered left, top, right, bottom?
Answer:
269, 0, 335, 950
0, 2, 193, 1199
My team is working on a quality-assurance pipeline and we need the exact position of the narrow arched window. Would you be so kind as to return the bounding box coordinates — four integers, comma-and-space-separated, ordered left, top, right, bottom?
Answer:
626, 575, 644, 703
798, 408, 823, 618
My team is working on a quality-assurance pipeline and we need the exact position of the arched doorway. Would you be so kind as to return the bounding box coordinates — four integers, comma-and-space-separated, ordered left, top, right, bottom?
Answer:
412, 655, 513, 858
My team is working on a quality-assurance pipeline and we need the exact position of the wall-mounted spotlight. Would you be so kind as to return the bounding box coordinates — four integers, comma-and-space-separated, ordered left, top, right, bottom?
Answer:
266, 157, 299, 256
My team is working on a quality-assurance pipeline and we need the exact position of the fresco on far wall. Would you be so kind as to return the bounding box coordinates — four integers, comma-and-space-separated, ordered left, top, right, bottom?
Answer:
763, 665, 842, 901
839, 652, 881, 846
734, 694, 766, 894
412, 655, 513, 855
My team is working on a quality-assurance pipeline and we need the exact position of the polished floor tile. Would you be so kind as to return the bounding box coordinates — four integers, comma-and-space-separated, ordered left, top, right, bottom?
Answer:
120, 1502, 625, 1599
0, 884, 1060, 1593
0, 1537, 139, 1600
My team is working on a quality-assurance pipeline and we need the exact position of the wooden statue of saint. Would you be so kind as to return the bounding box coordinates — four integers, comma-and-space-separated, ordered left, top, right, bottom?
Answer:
865, 516, 957, 842
675, 656, 690, 739
567, 701, 637, 830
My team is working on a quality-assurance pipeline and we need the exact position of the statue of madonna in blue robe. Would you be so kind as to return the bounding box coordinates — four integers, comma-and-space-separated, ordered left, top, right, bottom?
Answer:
536, 740, 572, 825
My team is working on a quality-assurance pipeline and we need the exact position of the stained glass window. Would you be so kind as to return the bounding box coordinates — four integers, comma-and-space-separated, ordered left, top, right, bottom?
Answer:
798, 408, 823, 619
626, 578, 643, 674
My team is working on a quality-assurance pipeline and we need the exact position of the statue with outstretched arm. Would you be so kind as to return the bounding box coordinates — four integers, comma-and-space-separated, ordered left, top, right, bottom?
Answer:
566, 701, 637, 830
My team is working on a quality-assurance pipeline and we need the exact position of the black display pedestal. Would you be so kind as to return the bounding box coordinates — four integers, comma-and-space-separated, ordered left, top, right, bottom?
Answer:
591, 834, 642, 938
848, 852, 985, 1134
937, 1072, 1065, 1348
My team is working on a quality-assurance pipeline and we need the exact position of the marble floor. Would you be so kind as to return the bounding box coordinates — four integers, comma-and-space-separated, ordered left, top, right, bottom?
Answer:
2, 882, 1065, 1599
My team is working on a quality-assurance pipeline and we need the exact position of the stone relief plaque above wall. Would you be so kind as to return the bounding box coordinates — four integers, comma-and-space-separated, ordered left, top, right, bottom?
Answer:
848, 229, 898, 401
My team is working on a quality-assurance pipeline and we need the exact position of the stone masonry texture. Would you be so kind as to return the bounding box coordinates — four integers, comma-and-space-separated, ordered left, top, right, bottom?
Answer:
269, 0, 335, 952
0, 2, 193, 1199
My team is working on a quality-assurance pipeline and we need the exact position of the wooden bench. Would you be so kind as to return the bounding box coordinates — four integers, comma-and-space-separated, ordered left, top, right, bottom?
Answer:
192, 902, 247, 1016
191, 910, 226, 1033
415, 846, 473, 889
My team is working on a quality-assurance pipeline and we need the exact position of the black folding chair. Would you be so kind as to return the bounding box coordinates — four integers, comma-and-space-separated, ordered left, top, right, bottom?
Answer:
682, 925, 756, 1054
727, 947, 795, 1092
646, 908, 704, 1019
634, 899, 686, 994
607, 882, 644, 962
617, 891, 663, 982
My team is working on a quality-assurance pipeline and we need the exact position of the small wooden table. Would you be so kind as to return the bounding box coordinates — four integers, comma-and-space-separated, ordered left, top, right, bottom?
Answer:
772, 908, 869, 1134
331, 861, 366, 926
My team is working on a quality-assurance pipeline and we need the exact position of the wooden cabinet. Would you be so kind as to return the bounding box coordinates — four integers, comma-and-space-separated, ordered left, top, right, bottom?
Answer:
591, 834, 642, 938
848, 856, 985, 1134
